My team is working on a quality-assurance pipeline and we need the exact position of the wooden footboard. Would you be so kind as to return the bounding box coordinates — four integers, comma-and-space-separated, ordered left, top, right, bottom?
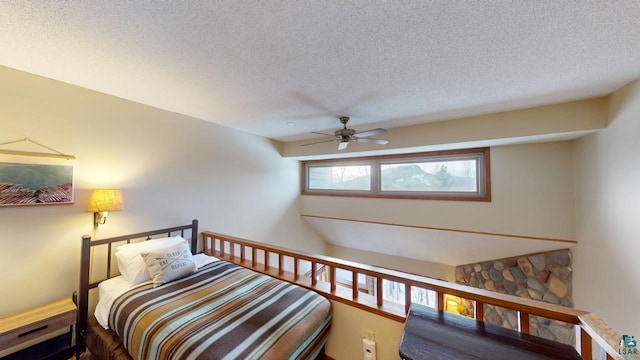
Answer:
77, 220, 198, 354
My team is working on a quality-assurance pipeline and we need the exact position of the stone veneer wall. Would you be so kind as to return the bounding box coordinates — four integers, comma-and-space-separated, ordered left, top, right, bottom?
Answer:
455, 250, 574, 345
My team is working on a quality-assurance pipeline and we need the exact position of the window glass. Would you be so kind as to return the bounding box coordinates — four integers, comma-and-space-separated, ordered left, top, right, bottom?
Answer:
380, 159, 477, 192
307, 165, 371, 191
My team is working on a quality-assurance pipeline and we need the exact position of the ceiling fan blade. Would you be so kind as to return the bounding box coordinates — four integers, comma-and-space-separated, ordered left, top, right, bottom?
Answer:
355, 137, 389, 145
355, 128, 386, 138
301, 139, 338, 146
338, 141, 349, 150
311, 131, 338, 138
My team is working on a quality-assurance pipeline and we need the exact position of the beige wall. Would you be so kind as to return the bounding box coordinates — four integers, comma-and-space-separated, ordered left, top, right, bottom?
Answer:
573, 78, 640, 338
328, 244, 455, 281
4, 62, 637, 358
301, 141, 576, 242
326, 301, 405, 360
0, 66, 327, 316
283, 97, 607, 158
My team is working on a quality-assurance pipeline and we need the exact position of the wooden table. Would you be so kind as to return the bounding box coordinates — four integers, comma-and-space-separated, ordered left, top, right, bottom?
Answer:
0, 297, 76, 360
399, 303, 582, 360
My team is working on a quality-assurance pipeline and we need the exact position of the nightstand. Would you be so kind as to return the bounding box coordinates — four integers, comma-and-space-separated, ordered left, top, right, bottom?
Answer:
0, 297, 76, 360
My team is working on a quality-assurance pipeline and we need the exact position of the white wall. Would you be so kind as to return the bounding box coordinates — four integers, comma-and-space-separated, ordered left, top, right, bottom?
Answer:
0, 66, 327, 315
573, 78, 640, 337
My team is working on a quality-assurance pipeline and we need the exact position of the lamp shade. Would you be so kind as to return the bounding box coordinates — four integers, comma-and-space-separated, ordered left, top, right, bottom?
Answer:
86, 189, 124, 212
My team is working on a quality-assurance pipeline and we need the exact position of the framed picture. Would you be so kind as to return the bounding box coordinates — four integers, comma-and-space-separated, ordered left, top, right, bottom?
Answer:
0, 152, 75, 206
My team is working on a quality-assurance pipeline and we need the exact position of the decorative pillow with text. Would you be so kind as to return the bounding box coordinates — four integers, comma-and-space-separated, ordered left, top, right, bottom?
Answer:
115, 236, 186, 286
141, 240, 196, 287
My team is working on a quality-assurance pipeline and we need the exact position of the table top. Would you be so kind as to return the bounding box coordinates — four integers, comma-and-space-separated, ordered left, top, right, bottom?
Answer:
399, 303, 582, 360
0, 298, 76, 334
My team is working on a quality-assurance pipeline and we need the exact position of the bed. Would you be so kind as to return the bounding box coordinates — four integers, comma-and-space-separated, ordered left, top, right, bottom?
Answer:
78, 220, 332, 360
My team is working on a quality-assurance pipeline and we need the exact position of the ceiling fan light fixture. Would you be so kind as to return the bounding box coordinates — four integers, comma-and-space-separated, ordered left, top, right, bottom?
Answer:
301, 116, 389, 150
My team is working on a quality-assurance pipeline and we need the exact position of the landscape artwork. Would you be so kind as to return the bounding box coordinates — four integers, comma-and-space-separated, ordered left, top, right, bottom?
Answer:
0, 153, 75, 206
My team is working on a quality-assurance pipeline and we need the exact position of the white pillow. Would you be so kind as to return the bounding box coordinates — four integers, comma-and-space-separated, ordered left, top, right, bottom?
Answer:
95, 275, 131, 328
141, 240, 196, 287
115, 236, 187, 285
193, 253, 220, 268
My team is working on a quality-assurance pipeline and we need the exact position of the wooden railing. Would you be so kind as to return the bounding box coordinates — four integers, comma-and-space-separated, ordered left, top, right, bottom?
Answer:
201, 231, 624, 360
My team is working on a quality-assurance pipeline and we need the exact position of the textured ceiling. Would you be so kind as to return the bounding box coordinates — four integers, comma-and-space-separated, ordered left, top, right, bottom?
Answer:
2, 2, 631, 267
1, 1, 639, 142
0, 0, 640, 141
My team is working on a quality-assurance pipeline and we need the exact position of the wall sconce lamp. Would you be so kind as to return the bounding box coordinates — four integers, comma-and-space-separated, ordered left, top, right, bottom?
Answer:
86, 189, 124, 227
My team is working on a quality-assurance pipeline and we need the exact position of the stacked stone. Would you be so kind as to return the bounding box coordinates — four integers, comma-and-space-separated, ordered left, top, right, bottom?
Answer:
454, 250, 574, 345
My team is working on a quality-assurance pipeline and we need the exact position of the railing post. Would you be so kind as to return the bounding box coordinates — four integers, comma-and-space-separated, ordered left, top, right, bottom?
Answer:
475, 300, 484, 322
404, 283, 411, 314
519, 312, 530, 334
580, 328, 593, 360
252, 247, 257, 267
278, 254, 284, 275
352, 271, 358, 300
202, 235, 207, 253
437, 292, 444, 311
376, 277, 383, 307
311, 262, 317, 286
211, 236, 216, 254
264, 251, 270, 271
330, 266, 336, 293
294, 257, 299, 280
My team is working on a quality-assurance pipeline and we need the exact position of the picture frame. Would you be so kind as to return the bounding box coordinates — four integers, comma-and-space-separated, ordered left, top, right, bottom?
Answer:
0, 151, 75, 206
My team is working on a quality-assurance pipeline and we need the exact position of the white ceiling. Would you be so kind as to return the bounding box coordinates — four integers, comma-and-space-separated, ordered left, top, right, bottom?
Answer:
1, 1, 639, 143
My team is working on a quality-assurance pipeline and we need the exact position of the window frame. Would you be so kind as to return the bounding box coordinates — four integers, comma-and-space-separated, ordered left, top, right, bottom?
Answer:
301, 147, 491, 201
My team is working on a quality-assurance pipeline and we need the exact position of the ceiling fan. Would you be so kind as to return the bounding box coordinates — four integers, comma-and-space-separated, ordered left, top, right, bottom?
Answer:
302, 116, 389, 150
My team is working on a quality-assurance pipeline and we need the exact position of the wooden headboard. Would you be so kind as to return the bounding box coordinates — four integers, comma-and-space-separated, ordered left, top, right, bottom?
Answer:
77, 219, 198, 353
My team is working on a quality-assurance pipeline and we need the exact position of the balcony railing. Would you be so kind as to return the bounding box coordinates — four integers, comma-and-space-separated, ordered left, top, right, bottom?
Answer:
201, 231, 624, 360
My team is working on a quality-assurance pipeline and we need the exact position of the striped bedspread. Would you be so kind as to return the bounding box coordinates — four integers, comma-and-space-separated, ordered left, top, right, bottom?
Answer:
109, 261, 332, 360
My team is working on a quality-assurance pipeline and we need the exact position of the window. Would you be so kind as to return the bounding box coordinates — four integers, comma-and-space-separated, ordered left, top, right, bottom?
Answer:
302, 148, 490, 201
307, 164, 371, 191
